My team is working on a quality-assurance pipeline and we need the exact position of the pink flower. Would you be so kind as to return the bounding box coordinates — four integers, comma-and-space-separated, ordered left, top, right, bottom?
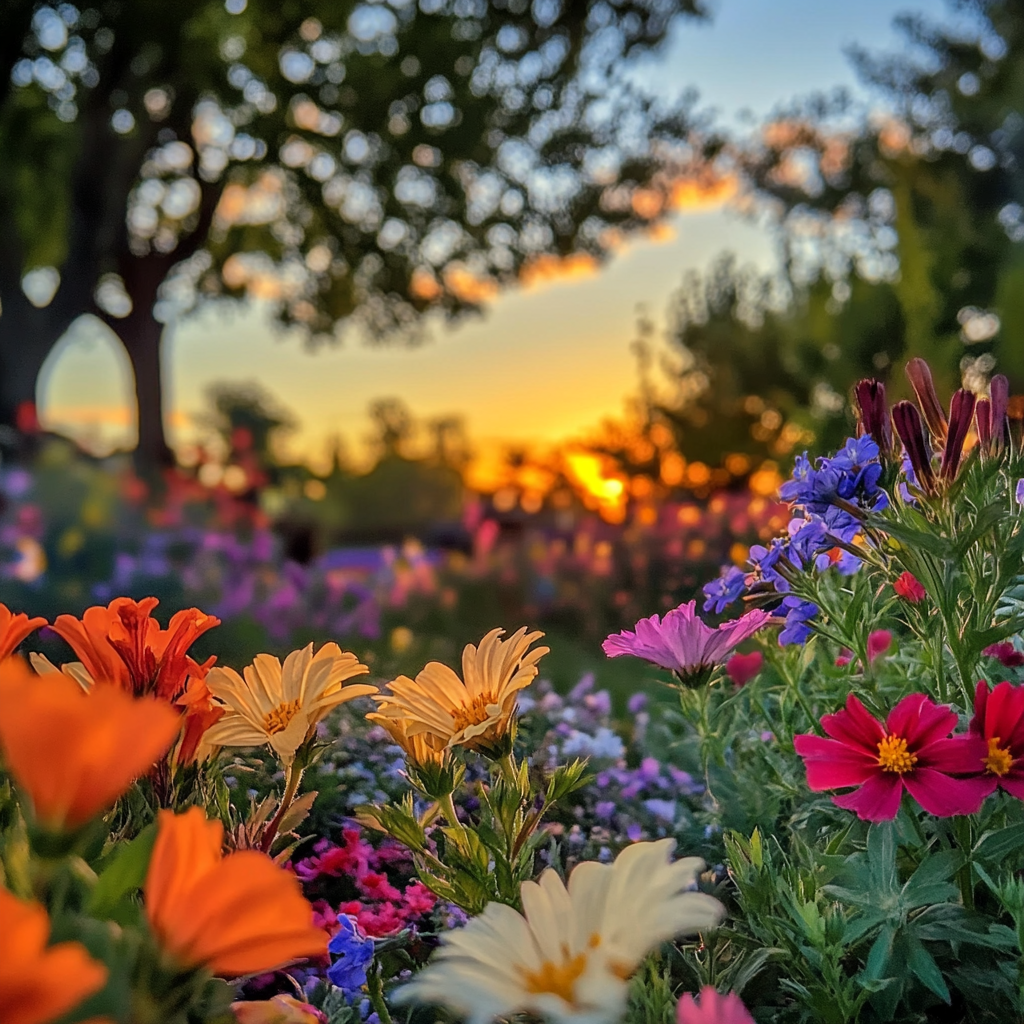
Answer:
603, 602, 771, 682
983, 642, 1024, 668
677, 986, 754, 1024
836, 631, 892, 670
794, 693, 989, 821
969, 681, 1024, 800
726, 651, 763, 687
867, 629, 892, 663
893, 571, 926, 603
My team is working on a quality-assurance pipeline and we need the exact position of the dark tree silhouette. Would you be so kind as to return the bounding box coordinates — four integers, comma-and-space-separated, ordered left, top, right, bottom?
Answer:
0, 0, 711, 469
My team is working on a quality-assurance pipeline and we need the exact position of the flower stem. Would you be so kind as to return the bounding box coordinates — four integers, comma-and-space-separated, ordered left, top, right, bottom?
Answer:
440, 792, 467, 839
260, 763, 303, 854
366, 963, 394, 1024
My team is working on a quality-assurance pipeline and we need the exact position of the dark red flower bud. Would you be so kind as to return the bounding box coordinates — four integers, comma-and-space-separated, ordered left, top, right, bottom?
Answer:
941, 389, 975, 481
990, 374, 1009, 452
976, 398, 992, 452
854, 379, 892, 454
892, 400, 935, 493
905, 358, 948, 443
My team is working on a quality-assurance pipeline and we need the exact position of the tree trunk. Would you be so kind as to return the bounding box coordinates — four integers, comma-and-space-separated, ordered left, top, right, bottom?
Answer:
119, 302, 175, 474
0, 280, 82, 448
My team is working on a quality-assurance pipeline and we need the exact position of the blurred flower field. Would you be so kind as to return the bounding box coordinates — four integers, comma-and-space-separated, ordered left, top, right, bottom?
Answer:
0, 436, 787, 698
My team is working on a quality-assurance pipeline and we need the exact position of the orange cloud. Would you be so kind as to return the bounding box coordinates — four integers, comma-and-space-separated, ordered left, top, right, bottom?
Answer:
669, 171, 739, 211
519, 252, 600, 291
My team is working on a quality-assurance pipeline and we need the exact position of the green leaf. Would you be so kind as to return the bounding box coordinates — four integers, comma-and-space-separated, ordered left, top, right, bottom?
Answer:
906, 934, 950, 1003
974, 824, 1024, 868
86, 824, 156, 919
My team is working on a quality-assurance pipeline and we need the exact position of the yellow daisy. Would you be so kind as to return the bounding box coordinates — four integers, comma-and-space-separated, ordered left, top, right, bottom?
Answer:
365, 713, 447, 766
371, 627, 548, 753
200, 643, 376, 765
397, 839, 724, 1024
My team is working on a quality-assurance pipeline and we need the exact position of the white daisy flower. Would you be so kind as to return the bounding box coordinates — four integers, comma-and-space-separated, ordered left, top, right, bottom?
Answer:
397, 839, 724, 1024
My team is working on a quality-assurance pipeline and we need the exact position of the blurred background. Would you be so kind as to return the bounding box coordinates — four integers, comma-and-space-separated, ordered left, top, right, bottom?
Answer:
1, 0, 1021, 693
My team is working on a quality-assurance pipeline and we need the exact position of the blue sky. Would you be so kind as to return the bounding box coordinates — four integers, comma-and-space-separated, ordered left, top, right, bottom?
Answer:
41, 0, 956, 463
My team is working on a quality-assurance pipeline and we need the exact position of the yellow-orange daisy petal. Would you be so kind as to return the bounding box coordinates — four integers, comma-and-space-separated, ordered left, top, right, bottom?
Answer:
372, 627, 548, 752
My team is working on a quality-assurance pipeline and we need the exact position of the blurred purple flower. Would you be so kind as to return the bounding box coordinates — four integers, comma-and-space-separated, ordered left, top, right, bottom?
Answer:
627, 692, 648, 714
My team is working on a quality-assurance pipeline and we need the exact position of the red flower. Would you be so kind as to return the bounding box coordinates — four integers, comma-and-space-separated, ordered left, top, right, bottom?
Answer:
725, 652, 762, 687
969, 681, 1024, 800
794, 693, 989, 821
893, 572, 926, 604
983, 642, 1024, 668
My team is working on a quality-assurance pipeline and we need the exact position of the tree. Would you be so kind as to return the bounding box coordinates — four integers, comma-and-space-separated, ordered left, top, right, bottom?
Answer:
741, 0, 1024, 396
0, 0, 711, 469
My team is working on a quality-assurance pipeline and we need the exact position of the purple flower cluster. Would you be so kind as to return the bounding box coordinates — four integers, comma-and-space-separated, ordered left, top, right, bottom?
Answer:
520, 676, 706, 865
703, 436, 887, 646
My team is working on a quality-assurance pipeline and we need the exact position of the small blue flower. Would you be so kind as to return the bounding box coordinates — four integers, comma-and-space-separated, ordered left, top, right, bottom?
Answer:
778, 597, 818, 646
327, 915, 374, 992
702, 565, 747, 613
1016, 478, 1024, 506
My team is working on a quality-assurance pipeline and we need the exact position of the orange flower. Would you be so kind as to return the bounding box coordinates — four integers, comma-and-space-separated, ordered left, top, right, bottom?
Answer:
144, 808, 327, 976
0, 604, 46, 661
51, 597, 220, 702
0, 657, 182, 830
174, 677, 226, 767
0, 886, 108, 1024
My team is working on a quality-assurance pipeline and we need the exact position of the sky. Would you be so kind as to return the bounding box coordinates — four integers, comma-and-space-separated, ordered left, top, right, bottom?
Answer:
39, 0, 953, 465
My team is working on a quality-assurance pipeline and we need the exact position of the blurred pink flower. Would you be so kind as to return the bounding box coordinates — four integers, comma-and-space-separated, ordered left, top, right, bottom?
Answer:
726, 651, 763, 687
677, 986, 754, 1024
868, 629, 892, 663
603, 601, 771, 681
984, 642, 1024, 668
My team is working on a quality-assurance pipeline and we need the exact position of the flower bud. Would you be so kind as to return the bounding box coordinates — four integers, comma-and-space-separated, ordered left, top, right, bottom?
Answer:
853, 379, 893, 455
905, 358, 948, 442
892, 400, 935, 493
941, 389, 975, 481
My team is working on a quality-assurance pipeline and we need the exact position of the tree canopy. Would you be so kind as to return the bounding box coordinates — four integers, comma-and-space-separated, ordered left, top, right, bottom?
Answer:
0, 0, 710, 467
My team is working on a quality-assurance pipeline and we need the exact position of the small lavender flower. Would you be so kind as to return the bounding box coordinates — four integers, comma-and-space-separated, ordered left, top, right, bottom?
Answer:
1016, 479, 1024, 506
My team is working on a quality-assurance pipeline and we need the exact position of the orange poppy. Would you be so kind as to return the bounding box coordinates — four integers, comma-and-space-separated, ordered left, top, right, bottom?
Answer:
0, 604, 46, 661
0, 886, 109, 1024
51, 597, 220, 702
144, 808, 328, 976
0, 657, 182, 831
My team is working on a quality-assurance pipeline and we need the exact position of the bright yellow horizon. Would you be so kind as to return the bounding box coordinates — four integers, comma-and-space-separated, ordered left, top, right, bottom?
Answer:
39, 206, 774, 467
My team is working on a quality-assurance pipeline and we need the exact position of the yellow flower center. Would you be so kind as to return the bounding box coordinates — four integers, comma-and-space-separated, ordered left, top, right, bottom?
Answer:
451, 693, 496, 733
984, 737, 1014, 777
263, 698, 302, 735
519, 936, 600, 1005
876, 734, 917, 774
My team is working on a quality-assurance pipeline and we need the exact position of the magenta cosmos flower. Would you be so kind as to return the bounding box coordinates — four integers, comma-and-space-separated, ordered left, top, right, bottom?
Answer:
794, 693, 988, 821
603, 601, 771, 684
969, 681, 1024, 800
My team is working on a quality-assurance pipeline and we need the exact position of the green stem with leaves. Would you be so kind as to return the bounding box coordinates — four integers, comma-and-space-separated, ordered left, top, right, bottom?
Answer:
260, 762, 303, 854
366, 963, 394, 1024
